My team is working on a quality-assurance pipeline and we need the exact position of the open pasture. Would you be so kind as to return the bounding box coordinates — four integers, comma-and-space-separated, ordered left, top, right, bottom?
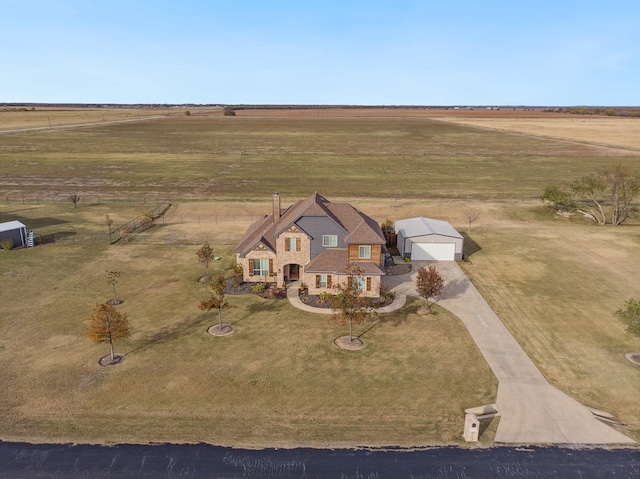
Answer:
0, 108, 639, 445
437, 116, 640, 152
1, 108, 638, 202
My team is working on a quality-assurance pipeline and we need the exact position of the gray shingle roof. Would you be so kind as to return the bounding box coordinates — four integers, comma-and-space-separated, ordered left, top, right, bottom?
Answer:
235, 193, 385, 257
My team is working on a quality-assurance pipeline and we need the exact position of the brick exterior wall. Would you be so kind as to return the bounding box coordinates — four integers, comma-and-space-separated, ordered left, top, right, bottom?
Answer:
306, 272, 381, 298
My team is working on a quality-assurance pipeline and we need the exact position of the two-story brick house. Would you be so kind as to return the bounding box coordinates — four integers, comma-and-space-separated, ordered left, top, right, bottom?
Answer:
234, 193, 386, 297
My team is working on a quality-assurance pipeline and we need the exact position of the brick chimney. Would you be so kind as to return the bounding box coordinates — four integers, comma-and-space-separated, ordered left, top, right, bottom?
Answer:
272, 192, 281, 223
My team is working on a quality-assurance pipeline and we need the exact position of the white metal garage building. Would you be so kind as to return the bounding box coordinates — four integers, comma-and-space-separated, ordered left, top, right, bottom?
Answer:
395, 217, 464, 261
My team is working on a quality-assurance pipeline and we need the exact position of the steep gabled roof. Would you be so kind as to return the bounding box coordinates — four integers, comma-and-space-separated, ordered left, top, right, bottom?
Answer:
234, 215, 277, 255
235, 193, 385, 257
274, 192, 344, 236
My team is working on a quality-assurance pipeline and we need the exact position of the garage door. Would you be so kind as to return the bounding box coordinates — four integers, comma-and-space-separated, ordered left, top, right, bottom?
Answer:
411, 242, 455, 261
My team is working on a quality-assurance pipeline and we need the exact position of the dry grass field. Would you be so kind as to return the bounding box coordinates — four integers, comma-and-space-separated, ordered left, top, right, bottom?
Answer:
437, 116, 640, 152
0, 107, 639, 446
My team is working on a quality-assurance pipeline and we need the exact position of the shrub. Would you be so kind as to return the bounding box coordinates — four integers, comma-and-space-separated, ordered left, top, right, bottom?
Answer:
1, 239, 14, 250
251, 283, 266, 294
404, 257, 411, 263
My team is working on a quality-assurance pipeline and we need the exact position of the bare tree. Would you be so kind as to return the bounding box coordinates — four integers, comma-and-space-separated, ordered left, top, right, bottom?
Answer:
106, 270, 123, 304
415, 265, 444, 313
68, 194, 81, 208
463, 209, 481, 233
603, 165, 640, 226
86, 303, 131, 362
105, 214, 113, 233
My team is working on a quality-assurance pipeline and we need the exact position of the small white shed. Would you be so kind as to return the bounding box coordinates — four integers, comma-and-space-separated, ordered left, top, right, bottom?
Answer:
395, 217, 464, 261
0, 220, 27, 249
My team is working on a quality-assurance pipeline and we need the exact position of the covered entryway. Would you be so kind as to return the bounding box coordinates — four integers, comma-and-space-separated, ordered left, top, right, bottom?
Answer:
411, 242, 456, 261
284, 264, 302, 281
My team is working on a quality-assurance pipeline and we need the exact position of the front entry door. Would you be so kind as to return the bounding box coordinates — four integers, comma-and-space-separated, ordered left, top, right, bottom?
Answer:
289, 264, 300, 280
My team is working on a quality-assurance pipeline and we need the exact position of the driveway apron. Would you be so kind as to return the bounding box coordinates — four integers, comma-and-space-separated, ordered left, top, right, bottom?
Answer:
409, 261, 634, 445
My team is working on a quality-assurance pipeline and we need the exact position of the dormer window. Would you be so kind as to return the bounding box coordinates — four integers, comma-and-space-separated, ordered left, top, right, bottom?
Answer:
358, 245, 371, 259
322, 235, 338, 247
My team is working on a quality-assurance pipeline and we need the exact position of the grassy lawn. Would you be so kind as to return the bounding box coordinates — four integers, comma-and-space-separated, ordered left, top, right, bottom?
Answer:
1, 108, 639, 446
0, 237, 496, 447
461, 210, 640, 440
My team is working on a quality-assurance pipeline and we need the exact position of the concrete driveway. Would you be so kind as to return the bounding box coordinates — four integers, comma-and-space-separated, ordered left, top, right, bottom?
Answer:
407, 261, 635, 445
288, 262, 635, 444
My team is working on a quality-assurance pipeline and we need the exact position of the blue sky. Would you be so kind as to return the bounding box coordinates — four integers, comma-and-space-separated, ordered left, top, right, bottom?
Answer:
2, 0, 639, 105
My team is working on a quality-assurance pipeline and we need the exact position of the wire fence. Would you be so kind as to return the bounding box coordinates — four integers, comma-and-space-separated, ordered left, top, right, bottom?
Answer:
2, 195, 171, 206
108, 199, 172, 244
35, 232, 240, 246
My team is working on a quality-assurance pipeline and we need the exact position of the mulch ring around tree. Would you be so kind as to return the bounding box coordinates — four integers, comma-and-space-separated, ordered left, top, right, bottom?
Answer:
207, 324, 235, 337
334, 336, 367, 351
625, 352, 640, 365
99, 353, 125, 367
106, 299, 124, 305
198, 275, 212, 283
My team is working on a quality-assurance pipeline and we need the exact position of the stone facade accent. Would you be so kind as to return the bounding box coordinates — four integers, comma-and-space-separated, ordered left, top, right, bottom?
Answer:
463, 413, 480, 442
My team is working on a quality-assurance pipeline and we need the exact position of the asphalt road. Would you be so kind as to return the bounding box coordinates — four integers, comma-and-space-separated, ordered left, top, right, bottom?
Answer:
0, 442, 639, 478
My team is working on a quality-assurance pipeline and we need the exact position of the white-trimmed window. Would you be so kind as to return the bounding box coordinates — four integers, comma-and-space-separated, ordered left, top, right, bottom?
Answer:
352, 276, 365, 291
285, 237, 300, 252
252, 258, 270, 276
316, 274, 332, 289
358, 245, 371, 259
351, 276, 371, 291
322, 235, 338, 247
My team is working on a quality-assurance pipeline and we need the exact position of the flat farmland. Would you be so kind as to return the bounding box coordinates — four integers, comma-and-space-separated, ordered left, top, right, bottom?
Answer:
437, 116, 640, 152
2, 109, 638, 201
0, 108, 639, 446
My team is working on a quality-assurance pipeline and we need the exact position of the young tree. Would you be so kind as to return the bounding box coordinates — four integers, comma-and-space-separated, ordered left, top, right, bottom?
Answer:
68, 194, 81, 208
106, 270, 122, 304
463, 209, 481, 233
199, 273, 233, 331
415, 265, 444, 313
196, 243, 215, 278
105, 214, 113, 233
330, 266, 372, 343
615, 298, 640, 339
232, 264, 243, 289
86, 303, 131, 362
